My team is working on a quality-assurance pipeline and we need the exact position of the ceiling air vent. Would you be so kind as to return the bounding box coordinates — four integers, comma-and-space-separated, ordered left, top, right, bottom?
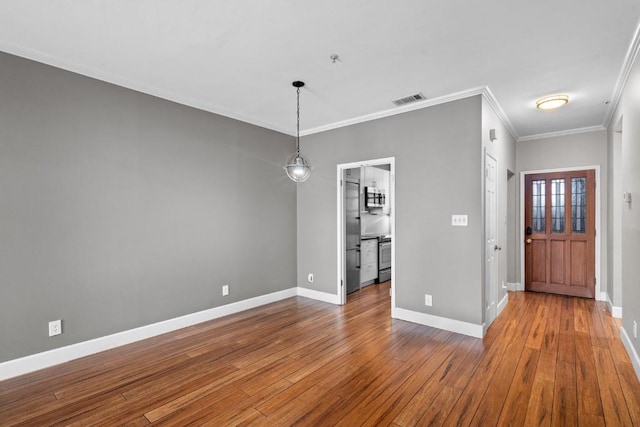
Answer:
392, 92, 426, 106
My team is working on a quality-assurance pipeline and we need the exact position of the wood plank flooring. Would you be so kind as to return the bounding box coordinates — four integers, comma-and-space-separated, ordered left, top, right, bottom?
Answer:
1, 283, 639, 426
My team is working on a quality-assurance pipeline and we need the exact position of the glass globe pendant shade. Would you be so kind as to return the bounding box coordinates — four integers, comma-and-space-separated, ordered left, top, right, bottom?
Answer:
284, 152, 312, 182
285, 80, 312, 183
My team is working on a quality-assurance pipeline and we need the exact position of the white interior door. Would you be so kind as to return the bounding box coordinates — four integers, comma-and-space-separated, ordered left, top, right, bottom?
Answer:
485, 152, 498, 325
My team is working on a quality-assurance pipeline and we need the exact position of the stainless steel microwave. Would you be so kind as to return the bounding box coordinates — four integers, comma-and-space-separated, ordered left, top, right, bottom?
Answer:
365, 187, 385, 208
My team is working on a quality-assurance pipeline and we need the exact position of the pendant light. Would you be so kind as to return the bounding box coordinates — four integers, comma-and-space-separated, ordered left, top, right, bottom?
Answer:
284, 81, 312, 182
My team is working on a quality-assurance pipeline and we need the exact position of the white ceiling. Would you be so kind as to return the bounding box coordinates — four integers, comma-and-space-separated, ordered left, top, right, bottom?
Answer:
1, 1, 639, 140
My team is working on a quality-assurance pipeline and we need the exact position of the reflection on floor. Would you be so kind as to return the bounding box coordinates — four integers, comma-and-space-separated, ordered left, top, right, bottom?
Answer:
347, 280, 391, 303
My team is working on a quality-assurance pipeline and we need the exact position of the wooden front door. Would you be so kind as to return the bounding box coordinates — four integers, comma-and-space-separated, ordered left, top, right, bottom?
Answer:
524, 170, 595, 298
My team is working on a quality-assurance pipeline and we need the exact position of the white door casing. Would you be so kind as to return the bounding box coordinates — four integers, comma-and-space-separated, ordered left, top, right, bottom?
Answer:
485, 152, 498, 326
336, 157, 395, 315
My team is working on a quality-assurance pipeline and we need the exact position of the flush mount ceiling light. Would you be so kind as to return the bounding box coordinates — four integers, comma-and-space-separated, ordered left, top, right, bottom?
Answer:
284, 81, 312, 183
535, 94, 569, 111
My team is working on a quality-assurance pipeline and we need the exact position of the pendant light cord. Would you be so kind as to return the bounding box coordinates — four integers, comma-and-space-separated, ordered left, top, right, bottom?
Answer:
296, 86, 301, 155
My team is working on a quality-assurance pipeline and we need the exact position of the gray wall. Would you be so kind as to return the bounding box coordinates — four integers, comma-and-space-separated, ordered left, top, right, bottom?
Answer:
0, 52, 297, 362
297, 96, 487, 325
608, 53, 640, 363
515, 130, 608, 293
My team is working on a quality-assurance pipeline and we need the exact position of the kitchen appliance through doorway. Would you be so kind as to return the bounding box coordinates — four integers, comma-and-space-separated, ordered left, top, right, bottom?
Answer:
337, 157, 396, 318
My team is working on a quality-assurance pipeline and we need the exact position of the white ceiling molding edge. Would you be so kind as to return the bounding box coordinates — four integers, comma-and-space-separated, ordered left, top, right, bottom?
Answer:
0, 39, 292, 136
517, 125, 607, 143
480, 86, 519, 141
602, 17, 640, 128
0, 39, 515, 141
0, 35, 618, 143
2, 37, 516, 141
303, 86, 499, 137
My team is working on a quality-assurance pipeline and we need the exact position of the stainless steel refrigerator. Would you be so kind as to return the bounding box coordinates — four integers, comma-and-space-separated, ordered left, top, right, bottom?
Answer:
345, 177, 360, 294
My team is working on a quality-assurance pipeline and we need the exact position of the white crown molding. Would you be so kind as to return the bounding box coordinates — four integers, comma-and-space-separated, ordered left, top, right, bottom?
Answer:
303, 85, 518, 142
3, 41, 518, 140
603, 17, 640, 128
0, 40, 292, 136
481, 86, 520, 141
302, 86, 488, 136
517, 125, 606, 143
5, 28, 639, 142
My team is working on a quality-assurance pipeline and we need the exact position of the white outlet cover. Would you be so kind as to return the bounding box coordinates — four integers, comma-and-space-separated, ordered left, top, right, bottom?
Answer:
308, 273, 314, 283
425, 294, 432, 306
222, 285, 229, 296
48, 320, 62, 337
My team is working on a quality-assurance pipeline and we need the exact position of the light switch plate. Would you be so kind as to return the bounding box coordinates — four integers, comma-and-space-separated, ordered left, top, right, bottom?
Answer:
451, 214, 468, 226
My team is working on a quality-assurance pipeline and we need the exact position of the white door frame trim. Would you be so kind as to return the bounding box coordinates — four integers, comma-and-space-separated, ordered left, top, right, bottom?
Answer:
519, 165, 602, 300
336, 157, 396, 316
484, 150, 498, 326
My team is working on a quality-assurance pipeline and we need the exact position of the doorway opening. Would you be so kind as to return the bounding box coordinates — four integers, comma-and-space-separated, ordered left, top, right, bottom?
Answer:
337, 158, 395, 316
520, 166, 601, 299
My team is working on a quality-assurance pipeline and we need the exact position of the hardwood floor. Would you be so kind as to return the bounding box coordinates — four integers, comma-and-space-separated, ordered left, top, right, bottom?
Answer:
1, 283, 639, 426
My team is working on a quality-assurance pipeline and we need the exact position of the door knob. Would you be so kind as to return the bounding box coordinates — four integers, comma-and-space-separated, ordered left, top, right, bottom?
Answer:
526, 238, 532, 244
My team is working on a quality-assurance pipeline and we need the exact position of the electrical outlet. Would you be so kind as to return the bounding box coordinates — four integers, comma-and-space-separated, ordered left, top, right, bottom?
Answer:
48, 320, 62, 337
634, 320, 638, 339
222, 285, 229, 296
425, 294, 433, 307
451, 214, 468, 227
308, 273, 314, 283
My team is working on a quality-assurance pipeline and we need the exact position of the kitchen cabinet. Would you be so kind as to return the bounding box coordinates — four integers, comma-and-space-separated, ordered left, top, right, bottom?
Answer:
360, 238, 378, 283
362, 166, 390, 214
362, 167, 384, 190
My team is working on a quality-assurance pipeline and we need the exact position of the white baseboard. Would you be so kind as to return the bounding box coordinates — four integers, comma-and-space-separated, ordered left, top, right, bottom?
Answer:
0, 286, 498, 382
0, 287, 298, 382
296, 287, 341, 305
605, 293, 623, 319
507, 282, 524, 292
620, 326, 640, 382
497, 293, 509, 316
394, 307, 484, 338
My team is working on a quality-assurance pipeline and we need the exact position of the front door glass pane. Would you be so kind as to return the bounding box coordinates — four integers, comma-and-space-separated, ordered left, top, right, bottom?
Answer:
532, 180, 545, 233
572, 177, 586, 233
551, 179, 565, 233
